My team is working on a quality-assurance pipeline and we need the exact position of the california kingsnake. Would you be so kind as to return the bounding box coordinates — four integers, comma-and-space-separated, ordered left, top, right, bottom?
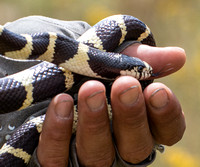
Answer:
0, 15, 156, 166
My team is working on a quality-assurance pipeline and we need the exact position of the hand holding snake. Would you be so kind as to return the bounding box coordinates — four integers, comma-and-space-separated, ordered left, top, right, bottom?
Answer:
38, 43, 186, 166
0, 15, 184, 166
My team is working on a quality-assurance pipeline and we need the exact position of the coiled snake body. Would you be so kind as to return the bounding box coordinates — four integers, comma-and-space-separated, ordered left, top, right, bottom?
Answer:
0, 15, 156, 166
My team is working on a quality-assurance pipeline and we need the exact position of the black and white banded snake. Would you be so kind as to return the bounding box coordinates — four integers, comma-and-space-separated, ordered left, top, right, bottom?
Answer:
0, 15, 156, 166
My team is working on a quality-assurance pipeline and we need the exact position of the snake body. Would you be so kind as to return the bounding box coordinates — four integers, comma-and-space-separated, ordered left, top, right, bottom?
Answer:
0, 15, 156, 166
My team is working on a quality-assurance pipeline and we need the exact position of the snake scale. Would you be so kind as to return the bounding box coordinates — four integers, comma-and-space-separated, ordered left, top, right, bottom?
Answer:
0, 15, 156, 166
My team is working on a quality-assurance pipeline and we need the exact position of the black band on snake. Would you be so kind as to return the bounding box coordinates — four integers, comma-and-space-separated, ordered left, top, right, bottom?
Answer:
0, 15, 156, 166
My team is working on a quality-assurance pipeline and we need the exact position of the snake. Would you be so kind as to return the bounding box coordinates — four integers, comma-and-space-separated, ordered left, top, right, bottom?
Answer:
0, 15, 156, 166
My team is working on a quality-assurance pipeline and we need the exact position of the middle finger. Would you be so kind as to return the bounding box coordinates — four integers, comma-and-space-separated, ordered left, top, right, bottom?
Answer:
76, 81, 115, 166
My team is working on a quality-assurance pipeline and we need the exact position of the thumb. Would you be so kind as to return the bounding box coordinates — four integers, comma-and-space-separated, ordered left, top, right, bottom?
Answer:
121, 44, 186, 78
37, 94, 74, 167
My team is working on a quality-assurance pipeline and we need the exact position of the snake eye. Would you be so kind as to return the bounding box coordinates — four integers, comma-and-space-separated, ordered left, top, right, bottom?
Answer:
137, 66, 144, 73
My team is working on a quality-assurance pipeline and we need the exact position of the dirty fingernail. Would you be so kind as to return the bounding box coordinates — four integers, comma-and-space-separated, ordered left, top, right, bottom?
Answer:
120, 85, 139, 105
87, 90, 105, 111
55, 100, 73, 119
150, 88, 169, 109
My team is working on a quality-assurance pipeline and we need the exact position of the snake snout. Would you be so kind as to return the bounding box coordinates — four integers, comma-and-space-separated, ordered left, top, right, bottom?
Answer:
119, 64, 152, 80
138, 61, 153, 80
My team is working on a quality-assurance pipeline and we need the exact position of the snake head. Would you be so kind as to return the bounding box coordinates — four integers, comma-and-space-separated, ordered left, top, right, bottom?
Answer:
138, 61, 153, 80
120, 60, 153, 80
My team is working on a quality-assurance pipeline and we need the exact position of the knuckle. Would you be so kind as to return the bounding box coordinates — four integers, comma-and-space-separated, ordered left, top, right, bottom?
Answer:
78, 149, 115, 167
120, 145, 153, 164
85, 118, 109, 134
81, 110, 110, 134
81, 156, 114, 167
40, 157, 67, 167
43, 127, 69, 141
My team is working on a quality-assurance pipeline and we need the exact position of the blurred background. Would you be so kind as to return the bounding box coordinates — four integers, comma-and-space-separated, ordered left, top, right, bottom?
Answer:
0, 0, 200, 166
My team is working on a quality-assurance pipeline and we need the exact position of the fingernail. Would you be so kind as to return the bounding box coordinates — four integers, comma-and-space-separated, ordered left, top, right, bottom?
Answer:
120, 85, 139, 105
87, 90, 105, 111
150, 88, 169, 109
55, 100, 73, 119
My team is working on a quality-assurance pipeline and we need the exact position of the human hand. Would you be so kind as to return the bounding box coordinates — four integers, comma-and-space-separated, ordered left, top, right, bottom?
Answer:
36, 44, 186, 167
